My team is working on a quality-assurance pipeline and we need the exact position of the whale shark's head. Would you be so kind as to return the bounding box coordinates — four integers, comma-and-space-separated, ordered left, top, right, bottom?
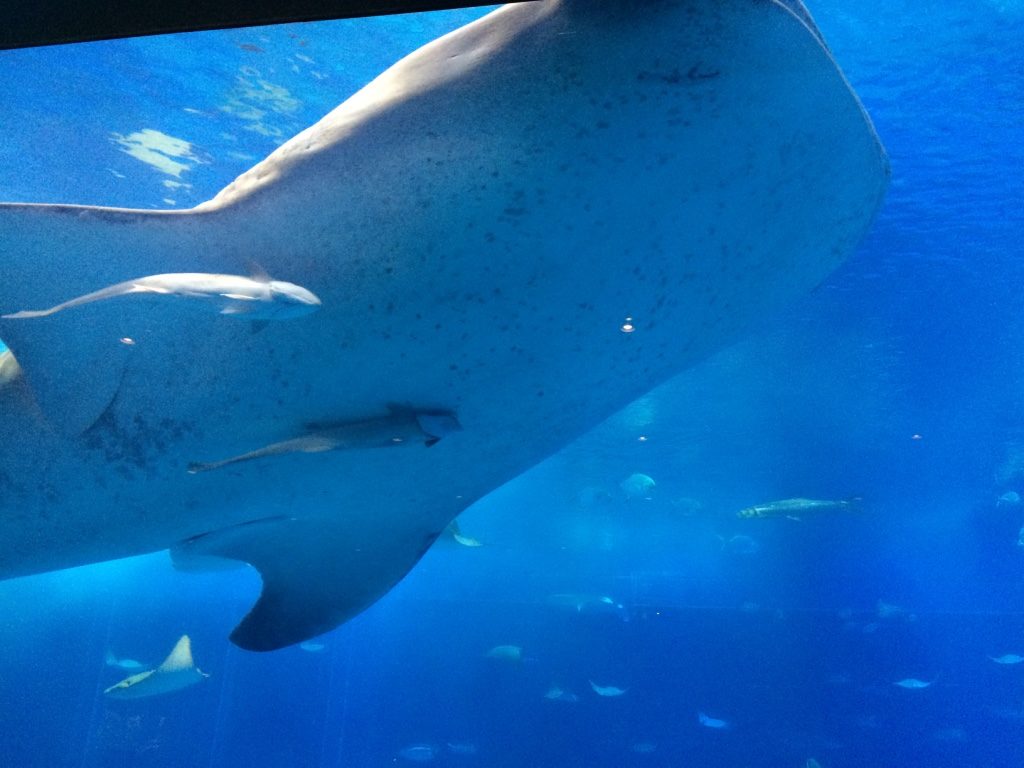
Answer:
267, 280, 322, 318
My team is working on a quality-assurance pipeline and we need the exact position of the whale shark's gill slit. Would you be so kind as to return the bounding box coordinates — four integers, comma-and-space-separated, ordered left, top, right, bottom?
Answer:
81, 364, 131, 439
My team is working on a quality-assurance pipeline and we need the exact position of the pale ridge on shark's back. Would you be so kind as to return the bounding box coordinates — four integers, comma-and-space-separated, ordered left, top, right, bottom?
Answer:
0, 0, 887, 651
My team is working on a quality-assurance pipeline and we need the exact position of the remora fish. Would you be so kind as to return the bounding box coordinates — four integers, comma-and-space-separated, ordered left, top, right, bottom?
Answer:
104, 635, 208, 699
0, 0, 887, 651
187, 408, 459, 473
737, 497, 859, 520
2, 272, 321, 320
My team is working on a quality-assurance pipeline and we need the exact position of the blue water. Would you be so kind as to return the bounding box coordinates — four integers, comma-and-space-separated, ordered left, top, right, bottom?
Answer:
1, 1, 1023, 766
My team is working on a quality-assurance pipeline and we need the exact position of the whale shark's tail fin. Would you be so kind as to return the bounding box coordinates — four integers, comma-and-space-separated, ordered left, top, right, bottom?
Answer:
172, 512, 444, 651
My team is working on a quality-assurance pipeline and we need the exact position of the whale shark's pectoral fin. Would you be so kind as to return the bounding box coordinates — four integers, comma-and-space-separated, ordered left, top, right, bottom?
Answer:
0, 307, 133, 435
0, 205, 194, 435
172, 513, 445, 651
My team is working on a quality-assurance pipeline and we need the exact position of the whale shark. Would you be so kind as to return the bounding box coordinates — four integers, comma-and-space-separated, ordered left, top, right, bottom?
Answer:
0, 0, 887, 650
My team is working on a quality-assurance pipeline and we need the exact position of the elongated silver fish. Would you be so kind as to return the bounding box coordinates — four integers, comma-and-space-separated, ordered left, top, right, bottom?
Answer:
894, 677, 935, 689
2, 272, 320, 320
737, 497, 859, 520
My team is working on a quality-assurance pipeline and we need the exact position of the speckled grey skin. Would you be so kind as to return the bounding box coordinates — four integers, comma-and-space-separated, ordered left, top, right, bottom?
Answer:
0, 0, 887, 650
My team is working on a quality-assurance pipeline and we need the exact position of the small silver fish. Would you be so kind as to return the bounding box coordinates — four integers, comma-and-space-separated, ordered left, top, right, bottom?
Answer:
719, 534, 760, 555
544, 685, 579, 703
737, 497, 859, 520
989, 654, 1024, 665
485, 644, 522, 662
398, 743, 436, 762
997, 491, 1021, 508
104, 649, 146, 671
590, 680, 627, 697
894, 677, 935, 689
546, 593, 629, 620
447, 519, 482, 548
697, 712, 731, 729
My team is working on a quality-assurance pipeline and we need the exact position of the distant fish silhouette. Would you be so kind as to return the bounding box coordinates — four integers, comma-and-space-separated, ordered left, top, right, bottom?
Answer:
697, 711, 731, 729
485, 644, 522, 662
718, 533, 760, 555
997, 491, 1021, 508
894, 677, 935, 689
589, 680, 627, 697
546, 593, 629, 621
544, 685, 580, 703
104, 649, 146, 671
398, 743, 436, 762
876, 599, 915, 622
104, 635, 208, 699
620, 472, 655, 500
446, 520, 482, 548
989, 654, 1024, 665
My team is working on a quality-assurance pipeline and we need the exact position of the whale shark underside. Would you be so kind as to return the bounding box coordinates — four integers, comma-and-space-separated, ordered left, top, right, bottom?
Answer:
0, 1, 887, 650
